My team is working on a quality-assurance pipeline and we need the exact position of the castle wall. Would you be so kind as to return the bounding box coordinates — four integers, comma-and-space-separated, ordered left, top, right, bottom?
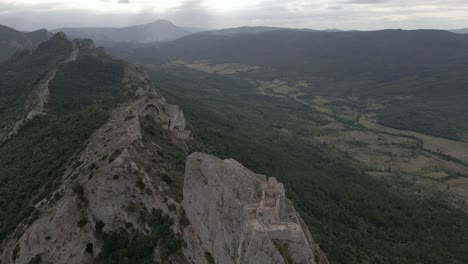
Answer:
268, 223, 303, 242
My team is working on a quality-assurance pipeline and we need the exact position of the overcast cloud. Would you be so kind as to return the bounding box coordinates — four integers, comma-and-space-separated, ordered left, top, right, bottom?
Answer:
0, 0, 467, 31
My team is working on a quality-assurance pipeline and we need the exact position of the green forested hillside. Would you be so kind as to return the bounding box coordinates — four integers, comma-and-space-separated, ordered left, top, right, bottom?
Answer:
109, 29, 468, 140
122, 29, 468, 79
1, 27, 467, 263
0, 24, 50, 62
0, 33, 71, 133
452, 28, 468, 34
0, 36, 125, 241
149, 66, 468, 264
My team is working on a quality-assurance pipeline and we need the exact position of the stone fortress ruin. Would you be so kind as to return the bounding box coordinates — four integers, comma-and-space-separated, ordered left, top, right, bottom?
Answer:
246, 177, 305, 242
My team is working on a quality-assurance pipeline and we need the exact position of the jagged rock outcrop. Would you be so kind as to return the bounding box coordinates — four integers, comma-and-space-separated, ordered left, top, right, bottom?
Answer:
123, 63, 191, 141
182, 153, 328, 264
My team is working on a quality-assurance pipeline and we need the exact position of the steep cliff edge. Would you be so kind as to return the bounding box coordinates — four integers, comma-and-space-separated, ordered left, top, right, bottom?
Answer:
182, 153, 328, 264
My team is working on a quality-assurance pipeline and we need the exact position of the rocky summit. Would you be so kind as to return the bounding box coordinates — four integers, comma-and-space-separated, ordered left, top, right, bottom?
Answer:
183, 153, 328, 264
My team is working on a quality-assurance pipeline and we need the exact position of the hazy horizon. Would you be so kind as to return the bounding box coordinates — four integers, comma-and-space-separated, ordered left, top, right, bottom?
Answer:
0, 0, 467, 31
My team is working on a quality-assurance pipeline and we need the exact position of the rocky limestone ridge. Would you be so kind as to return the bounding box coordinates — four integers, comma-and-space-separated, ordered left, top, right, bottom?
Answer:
0, 45, 191, 263
0, 66, 328, 263
0, 35, 326, 264
1, 33, 96, 142
182, 153, 329, 264
122, 63, 191, 141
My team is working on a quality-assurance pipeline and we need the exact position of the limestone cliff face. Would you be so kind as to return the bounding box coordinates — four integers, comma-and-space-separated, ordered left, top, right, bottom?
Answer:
182, 153, 328, 264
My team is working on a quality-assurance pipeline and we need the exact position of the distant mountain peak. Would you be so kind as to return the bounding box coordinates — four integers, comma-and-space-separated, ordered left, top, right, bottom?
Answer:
451, 28, 468, 34
0, 24, 11, 31
153, 19, 175, 25
0, 24, 51, 61
54, 20, 191, 44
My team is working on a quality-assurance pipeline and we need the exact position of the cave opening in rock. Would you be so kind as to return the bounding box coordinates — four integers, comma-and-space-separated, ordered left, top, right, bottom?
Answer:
85, 243, 94, 254
95, 220, 105, 233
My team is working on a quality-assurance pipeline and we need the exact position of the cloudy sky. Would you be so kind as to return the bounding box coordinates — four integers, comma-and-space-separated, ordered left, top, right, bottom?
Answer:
0, 0, 467, 31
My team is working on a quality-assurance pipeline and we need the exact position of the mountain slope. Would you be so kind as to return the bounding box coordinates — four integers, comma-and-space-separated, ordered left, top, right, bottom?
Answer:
111, 29, 468, 140
201, 26, 316, 36
0, 33, 71, 138
54, 20, 191, 44
143, 65, 468, 264
452, 28, 468, 34
0, 34, 324, 264
0, 24, 50, 61
156, 29, 468, 78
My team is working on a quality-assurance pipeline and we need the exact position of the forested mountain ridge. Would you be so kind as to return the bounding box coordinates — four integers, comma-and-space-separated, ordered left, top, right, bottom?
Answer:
452, 28, 468, 34
199, 26, 316, 36
0, 33, 326, 264
132, 29, 468, 84
0, 32, 72, 139
0, 24, 50, 61
53, 20, 192, 44
103, 27, 468, 263
1, 23, 468, 264
110, 29, 468, 141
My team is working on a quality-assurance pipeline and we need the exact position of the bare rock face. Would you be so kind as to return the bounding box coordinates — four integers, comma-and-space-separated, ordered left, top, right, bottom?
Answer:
74, 38, 96, 49
183, 153, 328, 264
123, 63, 191, 141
